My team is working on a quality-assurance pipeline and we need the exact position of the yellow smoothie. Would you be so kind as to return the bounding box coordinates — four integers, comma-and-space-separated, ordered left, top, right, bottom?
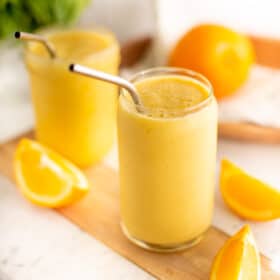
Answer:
118, 68, 218, 251
25, 30, 120, 166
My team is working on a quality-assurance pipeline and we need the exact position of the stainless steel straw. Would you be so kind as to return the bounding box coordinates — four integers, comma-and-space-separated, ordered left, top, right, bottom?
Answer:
69, 64, 144, 113
14, 31, 56, 59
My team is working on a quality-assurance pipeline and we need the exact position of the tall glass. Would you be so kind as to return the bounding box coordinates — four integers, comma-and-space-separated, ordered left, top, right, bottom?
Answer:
118, 67, 218, 252
24, 29, 120, 166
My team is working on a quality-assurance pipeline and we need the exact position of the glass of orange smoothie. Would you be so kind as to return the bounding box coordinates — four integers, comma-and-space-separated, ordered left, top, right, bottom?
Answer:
118, 67, 218, 252
24, 29, 120, 166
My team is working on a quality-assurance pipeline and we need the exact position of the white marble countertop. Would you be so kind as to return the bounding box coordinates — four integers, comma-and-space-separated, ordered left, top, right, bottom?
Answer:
1, 64, 280, 279
1, 26, 280, 279
1, 138, 280, 279
0, 170, 153, 280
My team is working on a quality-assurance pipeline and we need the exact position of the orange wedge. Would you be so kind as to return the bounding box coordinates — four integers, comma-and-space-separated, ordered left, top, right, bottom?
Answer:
220, 159, 280, 221
210, 225, 261, 280
14, 138, 89, 208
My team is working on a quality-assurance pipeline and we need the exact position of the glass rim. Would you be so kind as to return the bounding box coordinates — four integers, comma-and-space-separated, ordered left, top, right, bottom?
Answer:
24, 28, 119, 64
120, 67, 214, 118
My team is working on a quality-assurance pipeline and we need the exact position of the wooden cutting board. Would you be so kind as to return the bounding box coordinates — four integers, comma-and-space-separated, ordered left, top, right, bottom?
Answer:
0, 134, 279, 280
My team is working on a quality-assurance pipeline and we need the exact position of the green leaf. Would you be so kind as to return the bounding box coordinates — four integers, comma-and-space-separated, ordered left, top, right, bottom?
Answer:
0, 0, 91, 39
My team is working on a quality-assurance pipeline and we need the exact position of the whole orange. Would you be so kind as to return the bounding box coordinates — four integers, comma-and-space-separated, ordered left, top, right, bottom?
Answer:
168, 24, 255, 99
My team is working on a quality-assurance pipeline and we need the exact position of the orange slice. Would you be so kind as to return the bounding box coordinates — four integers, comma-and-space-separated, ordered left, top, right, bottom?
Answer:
210, 225, 261, 280
14, 138, 89, 208
220, 159, 280, 221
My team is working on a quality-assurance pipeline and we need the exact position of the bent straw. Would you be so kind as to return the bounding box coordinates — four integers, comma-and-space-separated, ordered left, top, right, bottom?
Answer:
69, 63, 144, 113
14, 31, 56, 59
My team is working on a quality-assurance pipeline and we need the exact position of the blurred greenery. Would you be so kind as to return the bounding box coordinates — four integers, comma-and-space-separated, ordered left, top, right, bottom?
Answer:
0, 0, 90, 39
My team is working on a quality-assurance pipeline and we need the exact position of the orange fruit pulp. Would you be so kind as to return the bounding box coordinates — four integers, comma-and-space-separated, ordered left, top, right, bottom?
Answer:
220, 159, 280, 221
210, 225, 261, 280
14, 138, 89, 208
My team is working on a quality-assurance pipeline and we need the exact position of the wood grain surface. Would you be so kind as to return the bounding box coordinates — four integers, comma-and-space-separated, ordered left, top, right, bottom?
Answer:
120, 36, 152, 67
219, 122, 280, 144
250, 35, 280, 69
0, 134, 279, 280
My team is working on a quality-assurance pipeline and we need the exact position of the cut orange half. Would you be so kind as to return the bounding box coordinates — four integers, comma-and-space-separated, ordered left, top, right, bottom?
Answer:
220, 159, 280, 221
210, 225, 261, 280
14, 138, 89, 208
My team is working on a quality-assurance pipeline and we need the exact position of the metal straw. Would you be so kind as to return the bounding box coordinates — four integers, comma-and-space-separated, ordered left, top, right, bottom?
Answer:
69, 64, 144, 113
14, 31, 56, 59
